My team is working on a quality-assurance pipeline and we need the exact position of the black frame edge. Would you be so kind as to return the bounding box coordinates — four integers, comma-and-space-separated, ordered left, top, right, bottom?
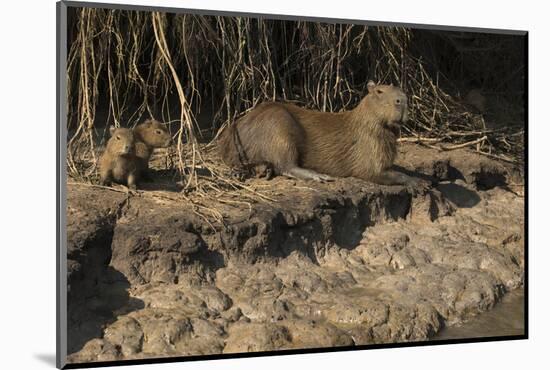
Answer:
523, 32, 529, 339
62, 335, 528, 369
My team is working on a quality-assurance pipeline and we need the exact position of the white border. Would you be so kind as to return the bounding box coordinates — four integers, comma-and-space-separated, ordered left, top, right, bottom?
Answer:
2, 0, 547, 369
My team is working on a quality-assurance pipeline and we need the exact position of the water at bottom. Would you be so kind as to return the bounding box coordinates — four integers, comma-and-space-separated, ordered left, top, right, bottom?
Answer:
433, 289, 525, 340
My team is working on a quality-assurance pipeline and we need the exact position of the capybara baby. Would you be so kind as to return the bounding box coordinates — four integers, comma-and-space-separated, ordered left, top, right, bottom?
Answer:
133, 119, 172, 179
217, 80, 419, 185
99, 126, 139, 190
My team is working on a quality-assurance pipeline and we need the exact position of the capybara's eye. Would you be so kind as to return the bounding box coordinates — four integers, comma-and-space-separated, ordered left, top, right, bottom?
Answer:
156, 130, 162, 135
116, 136, 120, 140
376, 89, 384, 94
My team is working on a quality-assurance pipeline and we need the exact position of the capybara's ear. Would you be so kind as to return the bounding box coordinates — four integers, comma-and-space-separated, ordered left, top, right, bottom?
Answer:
145, 118, 153, 126
367, 80, 376, 93
109, 125, 116, 136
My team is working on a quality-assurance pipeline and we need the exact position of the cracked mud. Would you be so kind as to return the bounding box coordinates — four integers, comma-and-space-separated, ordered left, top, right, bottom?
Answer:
65, 144, 525, 363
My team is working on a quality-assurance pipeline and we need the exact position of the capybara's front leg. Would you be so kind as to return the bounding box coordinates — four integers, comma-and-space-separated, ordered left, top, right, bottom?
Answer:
100, 168, 113, 187
127, 172, 138, 191
283, 167, 334, 182
374, 169, 431, 190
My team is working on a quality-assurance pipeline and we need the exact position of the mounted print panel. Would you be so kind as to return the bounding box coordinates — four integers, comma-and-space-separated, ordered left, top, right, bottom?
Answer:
57, 1, 527, 368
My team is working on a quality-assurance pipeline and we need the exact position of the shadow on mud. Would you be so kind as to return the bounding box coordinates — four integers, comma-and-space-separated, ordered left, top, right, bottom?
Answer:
437, 182, 481, 208
394, 164, 482, 208
139, 167, 215, 192
67, 267, 144, 355
138, 169, 182, 192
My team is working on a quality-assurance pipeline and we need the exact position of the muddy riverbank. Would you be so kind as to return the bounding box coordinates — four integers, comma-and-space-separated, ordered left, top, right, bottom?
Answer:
65, 143, 525, 363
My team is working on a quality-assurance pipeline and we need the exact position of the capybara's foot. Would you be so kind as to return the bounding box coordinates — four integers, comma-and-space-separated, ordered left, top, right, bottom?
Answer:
254, 164, 274, 180
284, 167, 334, 182
406, 177, 432, 196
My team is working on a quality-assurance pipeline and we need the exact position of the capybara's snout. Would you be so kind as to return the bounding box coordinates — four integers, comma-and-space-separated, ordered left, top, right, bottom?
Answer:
122, 142, 135, 154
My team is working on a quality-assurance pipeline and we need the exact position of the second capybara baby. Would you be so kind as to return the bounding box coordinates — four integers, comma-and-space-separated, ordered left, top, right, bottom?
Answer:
133, 119, 172, 179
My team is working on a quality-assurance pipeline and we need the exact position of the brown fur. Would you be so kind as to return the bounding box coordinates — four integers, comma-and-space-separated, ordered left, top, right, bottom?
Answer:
133, 119, 172, 178
218, 81, 416, 185
99, 126, 139, 189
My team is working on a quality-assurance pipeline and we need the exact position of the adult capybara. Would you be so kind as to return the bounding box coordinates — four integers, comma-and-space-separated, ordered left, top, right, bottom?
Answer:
217, 80, 418, 185
99, 126, 139, 190
133, 119, 172, 179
